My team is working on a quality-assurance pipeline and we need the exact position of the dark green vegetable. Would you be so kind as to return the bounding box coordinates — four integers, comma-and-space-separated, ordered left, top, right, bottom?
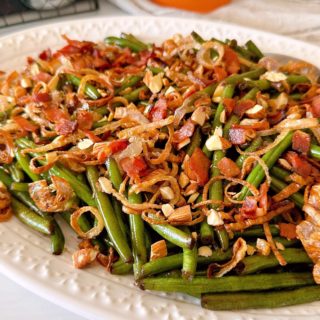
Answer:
105, 36, 147, 52
225, 68, 266, 85
115, 75, 142, 95
10, 182, 29, 192
186, 127, 201, 156
202, 285, 320, 310
51, 219, 65, 255
181, 227, 197, 280
66, 74, 101, 100
235, 136, 263, 167
15, 149, 40, 182
245, 40, 264, 59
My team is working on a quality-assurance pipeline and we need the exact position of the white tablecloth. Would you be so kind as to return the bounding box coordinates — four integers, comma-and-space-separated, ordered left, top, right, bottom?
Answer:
0, 0, 319, 319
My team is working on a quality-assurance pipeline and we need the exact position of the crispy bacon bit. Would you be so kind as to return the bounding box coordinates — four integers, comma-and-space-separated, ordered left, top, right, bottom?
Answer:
229, 127, 246, 145
185, 147, 211, 186
95, 139, 129, 162
285, 151, 313, 178
233, 99, 256, 117
33, 92, 51, 103
172, 119, 195, 144
240, 197, 258, 219
55, 119, 77, 136
222, 98, 236, 115
120, 156, 148, 180
149, 98, 167, 121
292, 130, 311, 154
213, 66, 228, 82
311, 95, 320, 118
279, 223, 297, 239
217, 157, 240, 178
43, 105, 70, 123
12, 116, 38, 132
224, 46, 240, 74
76, 110, 94, 130
38, 48, 52, 61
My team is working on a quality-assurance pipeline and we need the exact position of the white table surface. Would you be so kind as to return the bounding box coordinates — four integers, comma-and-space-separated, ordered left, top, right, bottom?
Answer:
0, 1, 319, 319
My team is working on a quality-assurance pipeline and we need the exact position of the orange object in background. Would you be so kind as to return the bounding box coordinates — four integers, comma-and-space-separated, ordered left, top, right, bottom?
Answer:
151, 0, 231, 13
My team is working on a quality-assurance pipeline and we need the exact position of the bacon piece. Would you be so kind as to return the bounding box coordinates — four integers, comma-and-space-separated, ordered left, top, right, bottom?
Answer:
233, 100, 256, 117
43, 105, 70, 123
292, 130, 311, 154
120, 156, 148, 180
55, 119, 77, 136
279, 223, 297, 240
185, 147, 211, 186
217, 157, 240, 178
240, 197, 258, 219
77, 110, 93, 130
12, 116, 38, 132
172, 119, 195, 144
285, 151, 313, 178
33, 92, 51, 103
224, 46, 240, 74
222, 98, 236, 116
213, 66, 228, 82
311, 95, 320, 118
39, 48, 52, 61
96, 139, 129, 162
229, 127, 246, 145
149, 98, 167, 122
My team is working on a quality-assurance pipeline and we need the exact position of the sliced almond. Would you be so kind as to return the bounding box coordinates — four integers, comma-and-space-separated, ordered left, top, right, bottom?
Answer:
183, 182, 198, 196
168, 205, 192, 223
191, 107, 207, 126
77, 139, 94, 150
188, 192, 199, 204
239, 118, 259, 126
143, 69, 164, 94
213, 83, 225, 103
275, 241, 285, 251
72, 248, 98, 269
262, 71, 287, 82
207, 209, 224, 226
150, 240, 167, 261
198, 246, 213, 257
245, 104, 266, 119
246, 244, 256, 256
179, 172, 190, 189
177, 138, 191, 150
220, 109, 226, 124
278, 158, 292, 171
161, 203, 174, 218
98, 177, 113, 194
256, 238, 271, 256
160, 186, 175, 200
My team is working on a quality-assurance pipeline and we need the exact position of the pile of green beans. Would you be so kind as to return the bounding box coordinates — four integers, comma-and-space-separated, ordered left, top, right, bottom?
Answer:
1, 31, 319, 312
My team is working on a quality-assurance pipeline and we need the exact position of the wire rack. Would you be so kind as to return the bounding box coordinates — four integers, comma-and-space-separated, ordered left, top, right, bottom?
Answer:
0, 0, 99, 28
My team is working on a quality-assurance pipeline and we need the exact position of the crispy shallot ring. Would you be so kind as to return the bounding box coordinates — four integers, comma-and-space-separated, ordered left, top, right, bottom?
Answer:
29, 154, 56, 174
196, 41, 225, 70
0, 207, 13, 222
71, 206, 104, 239
225, 202, 294, 231
272, 182, 302, 203
0, 129, 14, 164
29, 176, 74, 212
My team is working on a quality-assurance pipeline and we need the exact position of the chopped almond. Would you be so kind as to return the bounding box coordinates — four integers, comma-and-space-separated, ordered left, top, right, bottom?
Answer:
275, 242, 285, 251
77, 138, 94, 150
188, 192, 199, 204
262, 71, 287, 82
205, 127, 231, 151
245, 104, 266, 119
150, 240, 167, 261
179, 172, 190, 188
183, 182, 198, 196
191, 107, 207, 126
256, 238, 271, 256
246, 244, 256, 256
160, 186, 175, 200
278, 158, 292, 171
162, 203, 174, 218
143, 69, 164, 94
168, 205, 192, 223
207, 209, 224, 226
72, 248, 98, 269
198, 246, 213, 257
177, 138, 190, 150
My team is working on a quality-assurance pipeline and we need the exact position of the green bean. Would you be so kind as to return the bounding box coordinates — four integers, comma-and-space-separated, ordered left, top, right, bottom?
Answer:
191, 31, 205, 44
270, 175, 304, 208
11, 198, 53, 235
186, 127, 201, 156
66, 74, 101, 100
200, 219, 215, 245
105, 36, 146, 53
214, 226, 230, 251
140, 272, 314, 295
120, 33, 148, 50
235, 136, 263, 167
149, 218, 194, 250
202, 285, 320, 310
223, 114, 239, 138
86, 166, 133, 263
233, 225, 279, 238
94, 106, 109, 116
115, 75, 142, 95
286, 74, 310, 85
6, 162, 24, 182
238, 131, 293, 200
181, 227, 197, 280
15, 149, 41, 182
141, 249, 232, 278
245, 40, 264, 59
51, 219, 65, 255
128, 191, 147, 279
236, 248, 311, 275
270, 165, 291, 181
202, 83, 217, 96
10, 182, 29, 192
111, 259, 133, 275
310, 144, 320, 160
123, 85, 148, 102
243, 79, 271, 91
290, 93, 303, 100
225, 68, 266, 85
148, 66, 164, 75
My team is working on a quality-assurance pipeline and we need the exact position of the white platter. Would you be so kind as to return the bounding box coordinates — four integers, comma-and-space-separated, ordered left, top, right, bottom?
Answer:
0, 16, 320, 320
